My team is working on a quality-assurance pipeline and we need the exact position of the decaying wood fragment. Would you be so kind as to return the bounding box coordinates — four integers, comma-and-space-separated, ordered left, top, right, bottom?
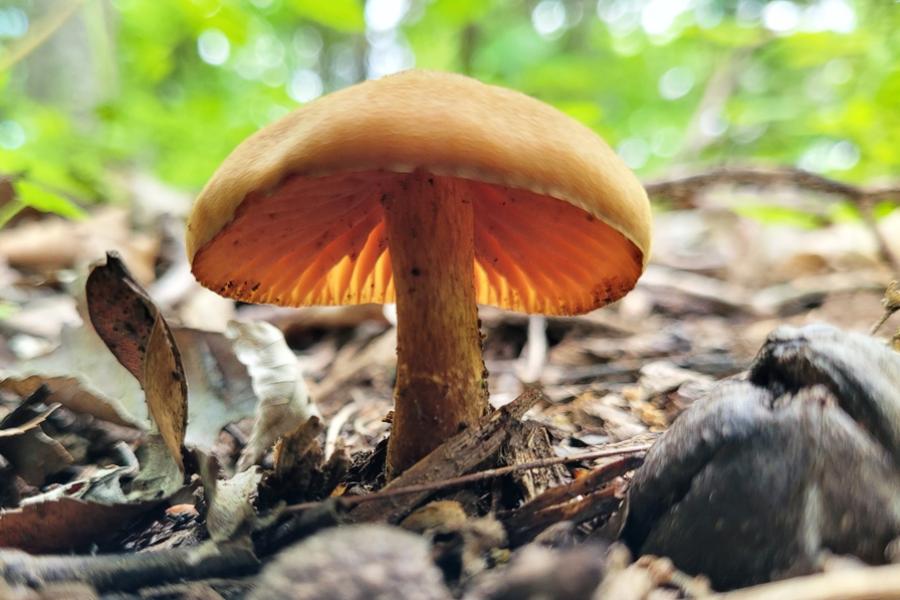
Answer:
499, 420, 569, 504
346, 387, 543, 523
503, 455, 643, 545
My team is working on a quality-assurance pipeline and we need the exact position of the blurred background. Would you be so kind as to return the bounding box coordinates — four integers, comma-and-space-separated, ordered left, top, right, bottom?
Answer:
1, 0, 899, 214
2, 0, 899, 363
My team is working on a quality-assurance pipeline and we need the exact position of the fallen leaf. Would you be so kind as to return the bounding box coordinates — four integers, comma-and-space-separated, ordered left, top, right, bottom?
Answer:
0, 497, 154, 554
143, 316, 187, 471
125, 434, 184, 502
19, 437, 181, 506
85, 252, 158, 381
175, 327, 258, 451
0, 208, 158, 283
1, 325, 150, 427
1, 325, 266, 453
0, 405, 57, 438
0, 387, 72, 486
86, 253, 187, 470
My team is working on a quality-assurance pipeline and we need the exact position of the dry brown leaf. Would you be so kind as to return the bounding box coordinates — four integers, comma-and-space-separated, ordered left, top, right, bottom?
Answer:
85, 253, 187, 470
85, 252, 158, 380
0, 387, 72, 486
0, 405, 57, 439
0, 497, 153, 554
142, 316, 187, 471
0, 208, 158, 283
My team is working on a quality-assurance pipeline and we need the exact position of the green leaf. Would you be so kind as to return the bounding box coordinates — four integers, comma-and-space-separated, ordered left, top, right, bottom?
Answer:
288, 0, 364, 32
0, 199, 25, 229
734, 203, 823, 229
14, 180, 87, 220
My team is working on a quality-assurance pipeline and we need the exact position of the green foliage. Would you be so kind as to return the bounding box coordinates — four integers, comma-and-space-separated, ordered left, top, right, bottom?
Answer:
13, 179, 86, 219
289, 0, 365, 32
0, 0, 897, 220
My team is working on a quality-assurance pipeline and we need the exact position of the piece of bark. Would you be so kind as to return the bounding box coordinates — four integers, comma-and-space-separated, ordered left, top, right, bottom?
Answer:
257, 418, 349, 507
504, 456, 640, 545
347, 387, 542, 523
499, 421, 569, 504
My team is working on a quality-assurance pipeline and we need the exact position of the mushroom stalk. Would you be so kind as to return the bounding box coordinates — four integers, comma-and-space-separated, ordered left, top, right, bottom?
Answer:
382, 171, 489, 476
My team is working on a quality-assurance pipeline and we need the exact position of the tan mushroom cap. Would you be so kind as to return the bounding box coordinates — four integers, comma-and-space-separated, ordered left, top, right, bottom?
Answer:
187, 69, 652, 315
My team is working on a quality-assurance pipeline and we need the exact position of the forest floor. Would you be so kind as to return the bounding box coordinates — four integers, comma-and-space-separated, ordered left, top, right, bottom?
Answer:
0, 170, 898, 599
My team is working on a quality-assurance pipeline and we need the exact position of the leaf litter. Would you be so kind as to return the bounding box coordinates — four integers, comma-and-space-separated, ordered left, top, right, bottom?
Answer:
0, 186, 898, 598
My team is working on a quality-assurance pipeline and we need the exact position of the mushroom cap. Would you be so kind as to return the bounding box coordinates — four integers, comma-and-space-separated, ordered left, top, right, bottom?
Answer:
187, 70, 651, 315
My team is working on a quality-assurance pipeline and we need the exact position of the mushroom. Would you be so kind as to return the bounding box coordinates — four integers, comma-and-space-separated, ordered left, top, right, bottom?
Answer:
186, 70, 651, 476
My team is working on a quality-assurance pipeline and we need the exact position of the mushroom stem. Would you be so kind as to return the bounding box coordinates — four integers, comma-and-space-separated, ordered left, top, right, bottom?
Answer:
382, 170, 489, 477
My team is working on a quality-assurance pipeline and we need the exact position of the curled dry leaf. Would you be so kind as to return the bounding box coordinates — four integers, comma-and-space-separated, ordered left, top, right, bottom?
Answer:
226, 320, 318, 472
142, 316, 188, 471
0, 388, 72, 487
86, 252, 187, 471
174, 328, 258, 451
1, 325, 266, 454
1, 325, 150, 428
0, 208, 158, 283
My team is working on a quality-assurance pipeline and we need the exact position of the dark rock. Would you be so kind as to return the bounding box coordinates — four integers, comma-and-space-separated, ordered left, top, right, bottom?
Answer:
750, 323, 900, 464
621, 325, 900, 590
250, 524, 450, 600
464, 544, 605, 600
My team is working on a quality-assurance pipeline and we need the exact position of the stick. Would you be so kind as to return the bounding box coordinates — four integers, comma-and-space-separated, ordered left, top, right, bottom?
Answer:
0, 0, 87, 72
716, 563, 900, 600
644, 166, 900, 271
644, 166, 900, 206
285, 442, 652, 513
871, 281, 900, 335
0, 542, 258, 592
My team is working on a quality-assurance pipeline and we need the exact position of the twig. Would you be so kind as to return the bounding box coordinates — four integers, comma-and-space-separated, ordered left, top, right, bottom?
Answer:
0, 542, 258, 592
0, 1, 87, 72
503, 455, 643, 545
507, 454, 643, 516
677, 45, 757, 160
285, 442, 652, 513
871, 281, 900, 334
644, 166, 900, 272
715, 563, 900, 600
644, 166, 900, 206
